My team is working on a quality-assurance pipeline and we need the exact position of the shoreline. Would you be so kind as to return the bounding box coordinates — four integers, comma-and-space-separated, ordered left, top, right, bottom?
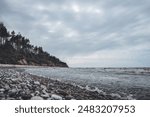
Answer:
0, 64, 69, 69
1, 64, 150, 69
0, 67, 122, 100
0, 64, 49, 68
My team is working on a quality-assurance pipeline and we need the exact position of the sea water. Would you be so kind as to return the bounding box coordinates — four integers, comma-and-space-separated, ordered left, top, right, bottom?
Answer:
24, 67, 150, 99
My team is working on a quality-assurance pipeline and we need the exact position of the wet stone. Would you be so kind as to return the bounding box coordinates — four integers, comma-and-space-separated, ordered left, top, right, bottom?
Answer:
65, 95, 73, 100
0, 88, 5, 92
0, 92, 4, 98
56, 89, 68, 96
34, 91, 40, 96
51, 94, 63, 100
34, 81, 40, 85
4, 84, 10, 90
41, 93, 49, 99
21, 93, 32, 100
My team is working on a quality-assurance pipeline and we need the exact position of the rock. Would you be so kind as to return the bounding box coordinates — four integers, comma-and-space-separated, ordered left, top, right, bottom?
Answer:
4, 84, 10, 90
0, 92, 4, 98
127, 94, 134, 100
10, 89, 17, 93
47, 97, 52, 100
20, 82, 26, 86
8, 89, 18, 98
27, 84, 32, 89
31, 96, 43, 100
31, 93, 35, 97
41, 85, 47, 90
51, 94, 63, 100
34, 81, 40, 85
42, 89, 48, 94
21, 94, 32, 100
41, 89, 49, 98
0, 89, 5, 92
57, 89, 68, 96
41, 93, 49, 98
65, 95, 73, 100
35, 91, 40, 96
9, 92, 17, 98
48, 83, 54, 87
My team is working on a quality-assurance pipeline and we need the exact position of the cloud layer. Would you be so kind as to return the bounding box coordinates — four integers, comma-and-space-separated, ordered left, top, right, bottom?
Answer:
1, 0, 150, 67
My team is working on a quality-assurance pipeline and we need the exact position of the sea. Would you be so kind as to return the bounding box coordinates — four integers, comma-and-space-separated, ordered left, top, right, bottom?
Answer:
24, 67, 150, 99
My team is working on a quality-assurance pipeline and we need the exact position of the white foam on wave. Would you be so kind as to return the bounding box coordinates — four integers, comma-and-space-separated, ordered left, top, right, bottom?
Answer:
75, 85, 107, 96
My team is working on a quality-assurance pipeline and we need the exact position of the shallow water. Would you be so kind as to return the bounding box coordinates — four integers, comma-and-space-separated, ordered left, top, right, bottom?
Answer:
24, 67, 150, 99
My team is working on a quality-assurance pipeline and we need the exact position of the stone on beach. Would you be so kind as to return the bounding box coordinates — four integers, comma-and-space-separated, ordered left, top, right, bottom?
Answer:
41, 93, 49, 98
51, 94, 63, 100
4, 84, 10, 90
0, 89, 5, 92
34, 81, 40, 85
0, 68, 125, 100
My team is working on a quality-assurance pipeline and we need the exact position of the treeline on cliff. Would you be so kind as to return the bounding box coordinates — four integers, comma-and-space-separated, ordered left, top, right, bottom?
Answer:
0, 22, 68, 67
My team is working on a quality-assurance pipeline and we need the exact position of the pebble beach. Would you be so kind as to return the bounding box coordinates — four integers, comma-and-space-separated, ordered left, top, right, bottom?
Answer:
0, 67, 122, 100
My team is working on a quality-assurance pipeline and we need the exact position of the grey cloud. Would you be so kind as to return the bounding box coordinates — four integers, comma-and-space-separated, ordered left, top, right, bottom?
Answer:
0, 0, 150, 66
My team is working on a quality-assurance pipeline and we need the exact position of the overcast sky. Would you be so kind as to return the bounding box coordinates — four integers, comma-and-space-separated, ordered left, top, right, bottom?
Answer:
1, 0, 150, 67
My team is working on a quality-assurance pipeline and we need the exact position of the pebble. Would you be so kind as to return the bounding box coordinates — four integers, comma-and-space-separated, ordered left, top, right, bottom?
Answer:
35, 91, 40, 96
21, 93, 32, 100
0, 89, 5, 92
41, 93, 49, 98
56, 89, 68, 96
4, 84, 10, 90
65, 95, 73, 100
0, 92, 4, 97
34, 81, 40, 85
10, 89, 17, 93
41, 85, 47, 90
0, 68, 124, 100
51, 94, 63, 100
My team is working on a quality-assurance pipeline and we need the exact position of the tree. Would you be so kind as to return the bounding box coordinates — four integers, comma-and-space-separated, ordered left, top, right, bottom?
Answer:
11, 31, 15, 37
38, 47, 43, 54
0, 22, 9, 45
0, 22, 68, 67
34, 46, 38, 54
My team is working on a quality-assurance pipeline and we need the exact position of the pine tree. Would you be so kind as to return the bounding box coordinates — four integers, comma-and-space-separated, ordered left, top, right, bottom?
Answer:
0, 22, 9, 45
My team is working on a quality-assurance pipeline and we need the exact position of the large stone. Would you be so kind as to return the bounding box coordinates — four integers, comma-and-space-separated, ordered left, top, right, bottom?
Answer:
31, 96, 43, 100
34, 81, 40, 85
0, 89, 5, 92
10, 89, 17, 93
56, 89, 68, 96
0, 92, 4, 98
65, 95, 74, 100
41, 93, 49, 98
34, 91, 40, 96
21, 94, 32, 100
41, 85, 47, 90
51, 94, 63, 100
5, 84, 10, 90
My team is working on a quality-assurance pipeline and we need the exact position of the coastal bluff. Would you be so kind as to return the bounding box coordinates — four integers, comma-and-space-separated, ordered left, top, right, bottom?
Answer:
0, 22, 68, 67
